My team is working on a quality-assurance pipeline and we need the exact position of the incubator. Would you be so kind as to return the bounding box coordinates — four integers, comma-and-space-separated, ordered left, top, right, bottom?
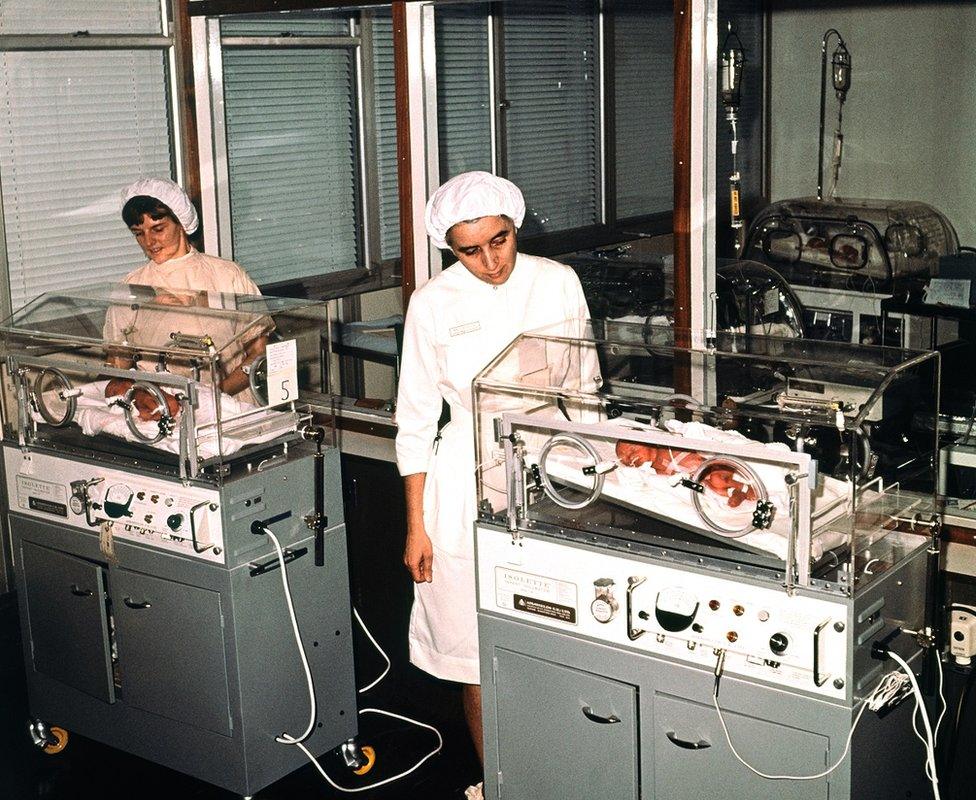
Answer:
473, 318, 939, 594
1, 283, 332, 480
1, 285, 365, 796
472, 321, 941, 799
742, 197, 959, 292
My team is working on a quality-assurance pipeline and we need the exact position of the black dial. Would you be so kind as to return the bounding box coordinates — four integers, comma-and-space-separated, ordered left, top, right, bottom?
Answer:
769, 632, 789, 656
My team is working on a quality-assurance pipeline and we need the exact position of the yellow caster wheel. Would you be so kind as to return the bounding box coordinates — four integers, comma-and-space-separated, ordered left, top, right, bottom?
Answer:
352, 745, 376, 775
42, 726, 69, 755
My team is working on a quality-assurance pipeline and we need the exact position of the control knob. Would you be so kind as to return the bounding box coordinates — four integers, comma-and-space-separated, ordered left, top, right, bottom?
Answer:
769, 632, 790, 656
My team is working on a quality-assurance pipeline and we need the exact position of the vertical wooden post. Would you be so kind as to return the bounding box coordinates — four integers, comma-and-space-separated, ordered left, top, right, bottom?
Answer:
173, 0, 201, 214
673, 0, 692, 336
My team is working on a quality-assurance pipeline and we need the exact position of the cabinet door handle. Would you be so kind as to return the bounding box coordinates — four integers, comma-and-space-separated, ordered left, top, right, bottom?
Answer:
666, 731, 711, 749
122, 597, 152, 609
69, 584, 93, 597
581, 706, 620, 724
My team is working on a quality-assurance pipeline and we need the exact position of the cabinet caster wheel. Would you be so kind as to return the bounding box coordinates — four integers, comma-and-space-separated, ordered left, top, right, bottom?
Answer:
29, 720, 69, 754
352, 745, 376, 776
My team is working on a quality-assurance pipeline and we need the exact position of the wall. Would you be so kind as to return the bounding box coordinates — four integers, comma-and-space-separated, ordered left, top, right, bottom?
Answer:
769, 1, 976, 245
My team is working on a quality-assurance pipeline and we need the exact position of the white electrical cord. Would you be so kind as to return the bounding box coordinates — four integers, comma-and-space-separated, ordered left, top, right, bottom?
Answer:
710, 648, 923, 783
888, 650, 942, 800
711, 684, 868, 781
260, 524, 444, 792
353, 607, 390, 694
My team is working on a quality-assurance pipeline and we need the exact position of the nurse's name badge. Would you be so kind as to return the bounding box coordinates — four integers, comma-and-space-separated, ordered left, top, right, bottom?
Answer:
449, 321, 481, 337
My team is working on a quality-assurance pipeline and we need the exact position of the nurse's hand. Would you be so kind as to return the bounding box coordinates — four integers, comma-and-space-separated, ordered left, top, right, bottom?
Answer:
404, 523, 434, 583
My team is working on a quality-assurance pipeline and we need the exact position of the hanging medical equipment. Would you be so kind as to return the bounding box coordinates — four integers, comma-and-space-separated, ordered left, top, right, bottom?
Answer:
818, 29, 852, 201
720, 23, 746, 253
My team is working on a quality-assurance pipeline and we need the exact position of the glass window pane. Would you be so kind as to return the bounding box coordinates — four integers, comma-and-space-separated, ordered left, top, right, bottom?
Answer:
0, 0, 163, 35
614, 0, 673, 218
0, 50, 173, 309
223, 47, 361, 286
503, 0, 602, 233
435, 3, 492, 180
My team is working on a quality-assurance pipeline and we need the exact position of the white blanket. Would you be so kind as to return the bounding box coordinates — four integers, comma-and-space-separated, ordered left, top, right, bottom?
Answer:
532, 418, 851, 562
36, 380, 292, 459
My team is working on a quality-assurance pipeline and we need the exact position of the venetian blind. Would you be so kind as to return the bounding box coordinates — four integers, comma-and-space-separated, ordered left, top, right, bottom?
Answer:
614, 0, 673, 219
0, 0, 162, 34
434, 3, 492, 181
0, 50, 173, 310
503, 0, 601, 232
222, 45, 361, 285
370, 10, 401, 262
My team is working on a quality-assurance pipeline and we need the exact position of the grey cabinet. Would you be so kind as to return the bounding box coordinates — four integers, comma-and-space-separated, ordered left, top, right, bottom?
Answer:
653, 693, 829, 800
494, 649, 639, 800
111, 568, 231, 736
21, 542, 114, 704
482, 615, 853, 800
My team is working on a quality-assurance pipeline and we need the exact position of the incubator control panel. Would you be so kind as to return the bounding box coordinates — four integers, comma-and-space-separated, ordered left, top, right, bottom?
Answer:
476, 525, 850, 700
4, 447, 224, 563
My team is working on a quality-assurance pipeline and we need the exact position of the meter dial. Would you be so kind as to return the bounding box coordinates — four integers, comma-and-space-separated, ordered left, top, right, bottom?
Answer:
103, 484, 134, 519
591, 596, 617, 623
655, 586, 699, 632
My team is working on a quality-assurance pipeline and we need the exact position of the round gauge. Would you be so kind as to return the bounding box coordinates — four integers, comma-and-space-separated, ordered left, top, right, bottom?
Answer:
591, 596, 618, 624
655, 586, 699, 632
69, 496, 84, 515
103, 484, 134, 519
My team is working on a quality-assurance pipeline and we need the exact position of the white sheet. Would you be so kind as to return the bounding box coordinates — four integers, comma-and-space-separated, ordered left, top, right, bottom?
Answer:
532, 418, 851, 562
36, 380, 292, 459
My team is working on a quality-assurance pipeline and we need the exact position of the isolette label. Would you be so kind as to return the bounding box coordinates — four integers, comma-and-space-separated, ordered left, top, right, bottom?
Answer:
16, 475, 67, 517
265, 338, 298, 407
494, 567, 577, 625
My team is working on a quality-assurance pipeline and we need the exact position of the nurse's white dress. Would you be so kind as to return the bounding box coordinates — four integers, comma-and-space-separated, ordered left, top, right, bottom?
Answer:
395, 253, 589, 684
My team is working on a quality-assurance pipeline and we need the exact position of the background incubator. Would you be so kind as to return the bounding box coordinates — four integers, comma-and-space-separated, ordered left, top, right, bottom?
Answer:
470, 319, 942, 799
0, 285, 372, 797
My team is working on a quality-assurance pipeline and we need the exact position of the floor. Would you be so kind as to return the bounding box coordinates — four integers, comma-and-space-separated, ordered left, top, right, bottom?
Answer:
0, 453, 483, 800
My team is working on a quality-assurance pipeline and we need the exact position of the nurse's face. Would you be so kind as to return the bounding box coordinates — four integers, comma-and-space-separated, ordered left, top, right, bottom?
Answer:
448, 215, 517, 286
130, 213, 190, 264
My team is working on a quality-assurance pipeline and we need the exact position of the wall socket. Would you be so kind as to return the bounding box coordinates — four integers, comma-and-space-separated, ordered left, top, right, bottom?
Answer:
950, 605, 976, 664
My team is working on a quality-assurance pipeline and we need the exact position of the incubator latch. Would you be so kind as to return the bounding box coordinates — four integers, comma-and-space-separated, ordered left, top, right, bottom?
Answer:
751, 500, 775, 530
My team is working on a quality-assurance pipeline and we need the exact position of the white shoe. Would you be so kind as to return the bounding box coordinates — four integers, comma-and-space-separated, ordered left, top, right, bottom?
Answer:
464, 782, 484, 800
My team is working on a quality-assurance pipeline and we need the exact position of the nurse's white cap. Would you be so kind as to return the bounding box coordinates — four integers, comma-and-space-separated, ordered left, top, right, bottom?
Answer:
424, 171, 525, 250
121, 177, 199, 235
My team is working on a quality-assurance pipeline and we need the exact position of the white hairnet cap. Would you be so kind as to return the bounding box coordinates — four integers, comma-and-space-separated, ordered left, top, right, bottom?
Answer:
121, 177, 199, 235
424, 171, 525, 250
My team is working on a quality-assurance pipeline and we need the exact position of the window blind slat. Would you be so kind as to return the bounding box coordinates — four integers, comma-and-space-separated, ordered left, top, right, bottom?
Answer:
0, 49, 173, 310
223, 46, 360, 285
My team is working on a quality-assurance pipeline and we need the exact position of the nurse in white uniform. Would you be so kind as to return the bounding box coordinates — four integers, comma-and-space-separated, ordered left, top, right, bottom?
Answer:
395, 171, 590, 765
104, 178, 267, 420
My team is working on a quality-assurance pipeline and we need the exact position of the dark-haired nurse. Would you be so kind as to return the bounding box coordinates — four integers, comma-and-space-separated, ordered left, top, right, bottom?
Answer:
103, 177, 266, 419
